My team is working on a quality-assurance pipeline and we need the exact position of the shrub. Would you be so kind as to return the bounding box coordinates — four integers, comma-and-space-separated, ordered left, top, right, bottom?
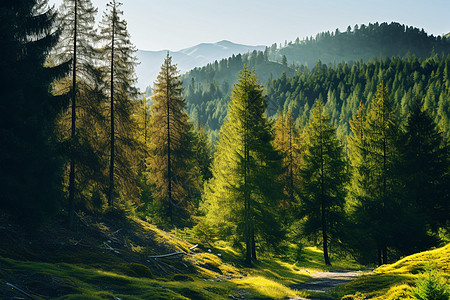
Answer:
411, 268, 449, 300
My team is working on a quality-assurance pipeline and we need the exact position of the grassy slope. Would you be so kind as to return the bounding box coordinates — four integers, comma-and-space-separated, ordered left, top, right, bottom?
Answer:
1, 213, 345, 300
324, 244, 450, 300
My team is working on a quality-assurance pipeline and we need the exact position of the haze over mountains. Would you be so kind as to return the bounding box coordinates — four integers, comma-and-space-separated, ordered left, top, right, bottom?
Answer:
136, 40, 265, 91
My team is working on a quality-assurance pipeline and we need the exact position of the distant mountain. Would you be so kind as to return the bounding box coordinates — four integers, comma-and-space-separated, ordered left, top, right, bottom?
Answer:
135, 40, 265, 91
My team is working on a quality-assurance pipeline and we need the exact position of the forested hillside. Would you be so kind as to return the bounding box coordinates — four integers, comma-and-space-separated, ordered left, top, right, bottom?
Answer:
184, 22, 450, 139
269, 22, 450, 67
267, 55, 450, 137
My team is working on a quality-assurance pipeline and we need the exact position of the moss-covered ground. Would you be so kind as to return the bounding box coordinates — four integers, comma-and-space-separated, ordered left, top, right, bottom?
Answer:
2, 211, 446, 299
0, 212, 324, 299
321, 244, 450, 300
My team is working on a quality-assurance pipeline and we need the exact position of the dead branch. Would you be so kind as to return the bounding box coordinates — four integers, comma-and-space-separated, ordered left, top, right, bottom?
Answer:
6, 282, 39, 300
101, 241, 120, 254
148, 244, 198, 259
154, 258, 183, 273
148, 251, 187, 258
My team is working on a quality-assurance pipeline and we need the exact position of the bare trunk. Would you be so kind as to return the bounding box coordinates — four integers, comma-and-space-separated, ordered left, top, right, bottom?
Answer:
68, 0, 78, 228
166, 62, 172, 223
108, 6, 116, 207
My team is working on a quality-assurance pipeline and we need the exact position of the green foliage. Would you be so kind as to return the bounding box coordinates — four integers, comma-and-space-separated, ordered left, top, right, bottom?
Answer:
98, 0, 141, 206
203, 66, 284, 264
184, 23, 450, 138
273, 110, 302, 224
146, 53, 202, 227
182, 52, 294, 137
0, 0, 68, 222
400, 100, 449, 231
412, 268, 450, 300
299, 101, 349, 265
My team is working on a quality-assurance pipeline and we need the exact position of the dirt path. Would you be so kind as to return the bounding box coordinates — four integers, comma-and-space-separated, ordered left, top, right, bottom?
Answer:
290, 270, 363, 299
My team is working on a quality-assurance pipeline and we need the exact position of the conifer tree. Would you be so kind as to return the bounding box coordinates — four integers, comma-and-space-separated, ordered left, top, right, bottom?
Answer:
354, 83, 401, 265
401, 100, 449, 231
273, 110, 301, 221
50, 0, 99, 226
0, 0, 68, 222
98, 0, 139, 207
300, 101, 348, 266
204, 66, 284, 265
348, 102, 370, 204
192, 126, 213, 182
147, 53, 201, 226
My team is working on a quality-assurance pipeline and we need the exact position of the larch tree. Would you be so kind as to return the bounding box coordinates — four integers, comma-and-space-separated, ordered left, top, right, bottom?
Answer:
98, 0, 139, 207
0, 0, 69, 222
273, 109, 301, 222
147, 53, 201, 227
204, 66, 284, 265
50, 0, 99, 227
300, 100, 348, 266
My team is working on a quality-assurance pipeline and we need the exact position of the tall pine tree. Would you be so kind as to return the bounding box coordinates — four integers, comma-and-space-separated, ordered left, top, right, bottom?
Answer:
50, 0, 99, 226
204, 66, 284, 265
300, 101, 348, 266
353, 83, 401, 265
98, 0, 139, 207
400, 99, 449, 234
146, 53, 201, 227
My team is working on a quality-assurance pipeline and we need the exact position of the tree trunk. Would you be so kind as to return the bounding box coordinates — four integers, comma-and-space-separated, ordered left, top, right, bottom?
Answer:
251, 225, 257, 261
377, 247, 382, 266
320, 125, 331, 266
166, 62, 172, 223
382, 245, 388, 264
108, 6, 115, 207
322, 202, 331, 266
68, 0, 78, 228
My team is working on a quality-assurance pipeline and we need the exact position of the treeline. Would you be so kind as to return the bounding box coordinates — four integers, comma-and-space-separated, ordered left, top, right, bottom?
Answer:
267, 54, 450, 138
270, 21, 450, 67
198, 67, 449, 266
185, 54, 450, 142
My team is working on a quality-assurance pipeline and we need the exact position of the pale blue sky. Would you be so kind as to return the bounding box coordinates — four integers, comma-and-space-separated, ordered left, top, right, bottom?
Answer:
48, 0, 450, 51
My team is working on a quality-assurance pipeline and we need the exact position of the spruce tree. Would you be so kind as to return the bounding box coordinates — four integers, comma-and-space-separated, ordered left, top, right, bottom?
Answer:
50, 0, 99, 226
147, 53, 201, 226
355, 83, 401, 265
98, 0, 139, 207
401, 100, 449, 232
0, 0, 68, 222
300, 101, 348, 266
204, 66, 284, 265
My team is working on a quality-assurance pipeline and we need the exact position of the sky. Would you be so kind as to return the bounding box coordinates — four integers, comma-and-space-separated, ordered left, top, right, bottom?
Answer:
48, 0, 450, 51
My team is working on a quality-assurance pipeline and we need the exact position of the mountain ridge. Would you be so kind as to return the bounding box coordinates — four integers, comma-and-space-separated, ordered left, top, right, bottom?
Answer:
135, 40, 265, 91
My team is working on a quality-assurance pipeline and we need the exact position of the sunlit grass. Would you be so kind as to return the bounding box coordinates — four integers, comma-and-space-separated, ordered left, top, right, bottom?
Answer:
234, 275, 305, 299
327, 243, 450, 299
